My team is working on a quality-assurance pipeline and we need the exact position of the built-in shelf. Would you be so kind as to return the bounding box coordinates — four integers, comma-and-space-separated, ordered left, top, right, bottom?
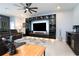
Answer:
25, 14, 56, 39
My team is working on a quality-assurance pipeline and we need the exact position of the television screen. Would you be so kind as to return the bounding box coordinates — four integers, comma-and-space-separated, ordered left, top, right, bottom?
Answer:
33, 23, 46, 31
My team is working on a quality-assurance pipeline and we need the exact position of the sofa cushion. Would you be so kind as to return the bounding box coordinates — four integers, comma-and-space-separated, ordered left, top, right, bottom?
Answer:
0, 38, 8, 55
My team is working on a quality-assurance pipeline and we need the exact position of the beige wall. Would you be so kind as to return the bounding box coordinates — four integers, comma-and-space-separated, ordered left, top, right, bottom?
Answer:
15, 16, 26, 34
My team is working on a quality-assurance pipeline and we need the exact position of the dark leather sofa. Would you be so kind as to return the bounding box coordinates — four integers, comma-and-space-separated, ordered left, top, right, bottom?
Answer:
0, 29, 22, 40
0, 38, 8, 55
0, 38, 25, 55
10, 30, 22, 40
0, 29, 23, 55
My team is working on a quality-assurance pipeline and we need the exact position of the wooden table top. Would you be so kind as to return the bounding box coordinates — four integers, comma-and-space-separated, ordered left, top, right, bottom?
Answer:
3, 44, 46, 56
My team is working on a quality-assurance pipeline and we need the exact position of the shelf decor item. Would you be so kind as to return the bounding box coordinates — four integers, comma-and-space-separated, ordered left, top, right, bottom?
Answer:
73, 25, 79, 32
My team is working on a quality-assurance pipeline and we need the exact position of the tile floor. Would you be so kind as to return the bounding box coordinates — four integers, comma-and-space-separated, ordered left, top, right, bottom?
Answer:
15, 36, 75, 56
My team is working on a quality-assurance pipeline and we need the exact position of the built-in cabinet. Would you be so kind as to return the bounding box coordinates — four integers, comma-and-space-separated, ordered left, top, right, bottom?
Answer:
25, 14, 56, 39
0, 15, 10, 31
66, 32, 79, 55
49, 14, 56, 38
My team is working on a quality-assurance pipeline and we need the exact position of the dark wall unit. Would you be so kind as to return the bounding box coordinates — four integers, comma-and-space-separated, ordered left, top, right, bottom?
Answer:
49, 14, 56, 38
25, 14, 56, 39
0, 15, 10, 32
25, 19, 31, 35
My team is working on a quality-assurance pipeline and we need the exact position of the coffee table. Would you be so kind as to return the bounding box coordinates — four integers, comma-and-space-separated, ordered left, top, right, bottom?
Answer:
3, 44, 46, 56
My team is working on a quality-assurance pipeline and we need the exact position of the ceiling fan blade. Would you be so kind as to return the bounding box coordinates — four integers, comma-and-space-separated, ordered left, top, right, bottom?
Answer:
31, 9, 37, 13
14, 4, 22, 7
26, 3, 32, 7
29, 7, 38, 9
24, 10, 27, 13
28, 9, 32, 14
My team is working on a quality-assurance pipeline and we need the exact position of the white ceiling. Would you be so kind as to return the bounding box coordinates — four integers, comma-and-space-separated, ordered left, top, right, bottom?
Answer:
0, 3, 78, 17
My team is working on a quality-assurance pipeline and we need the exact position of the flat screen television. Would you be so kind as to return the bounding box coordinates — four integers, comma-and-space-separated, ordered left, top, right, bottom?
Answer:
33, 23, 46, 31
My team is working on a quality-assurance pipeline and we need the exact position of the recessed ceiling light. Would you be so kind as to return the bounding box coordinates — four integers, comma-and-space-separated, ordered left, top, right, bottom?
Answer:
57, 6, 61, 10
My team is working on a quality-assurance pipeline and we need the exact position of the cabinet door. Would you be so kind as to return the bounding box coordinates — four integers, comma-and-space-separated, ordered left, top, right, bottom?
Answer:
1, 17, 10, 31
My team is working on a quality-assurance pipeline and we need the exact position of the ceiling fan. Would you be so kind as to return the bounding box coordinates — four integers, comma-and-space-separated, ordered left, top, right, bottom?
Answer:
14, 3, 38, 14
